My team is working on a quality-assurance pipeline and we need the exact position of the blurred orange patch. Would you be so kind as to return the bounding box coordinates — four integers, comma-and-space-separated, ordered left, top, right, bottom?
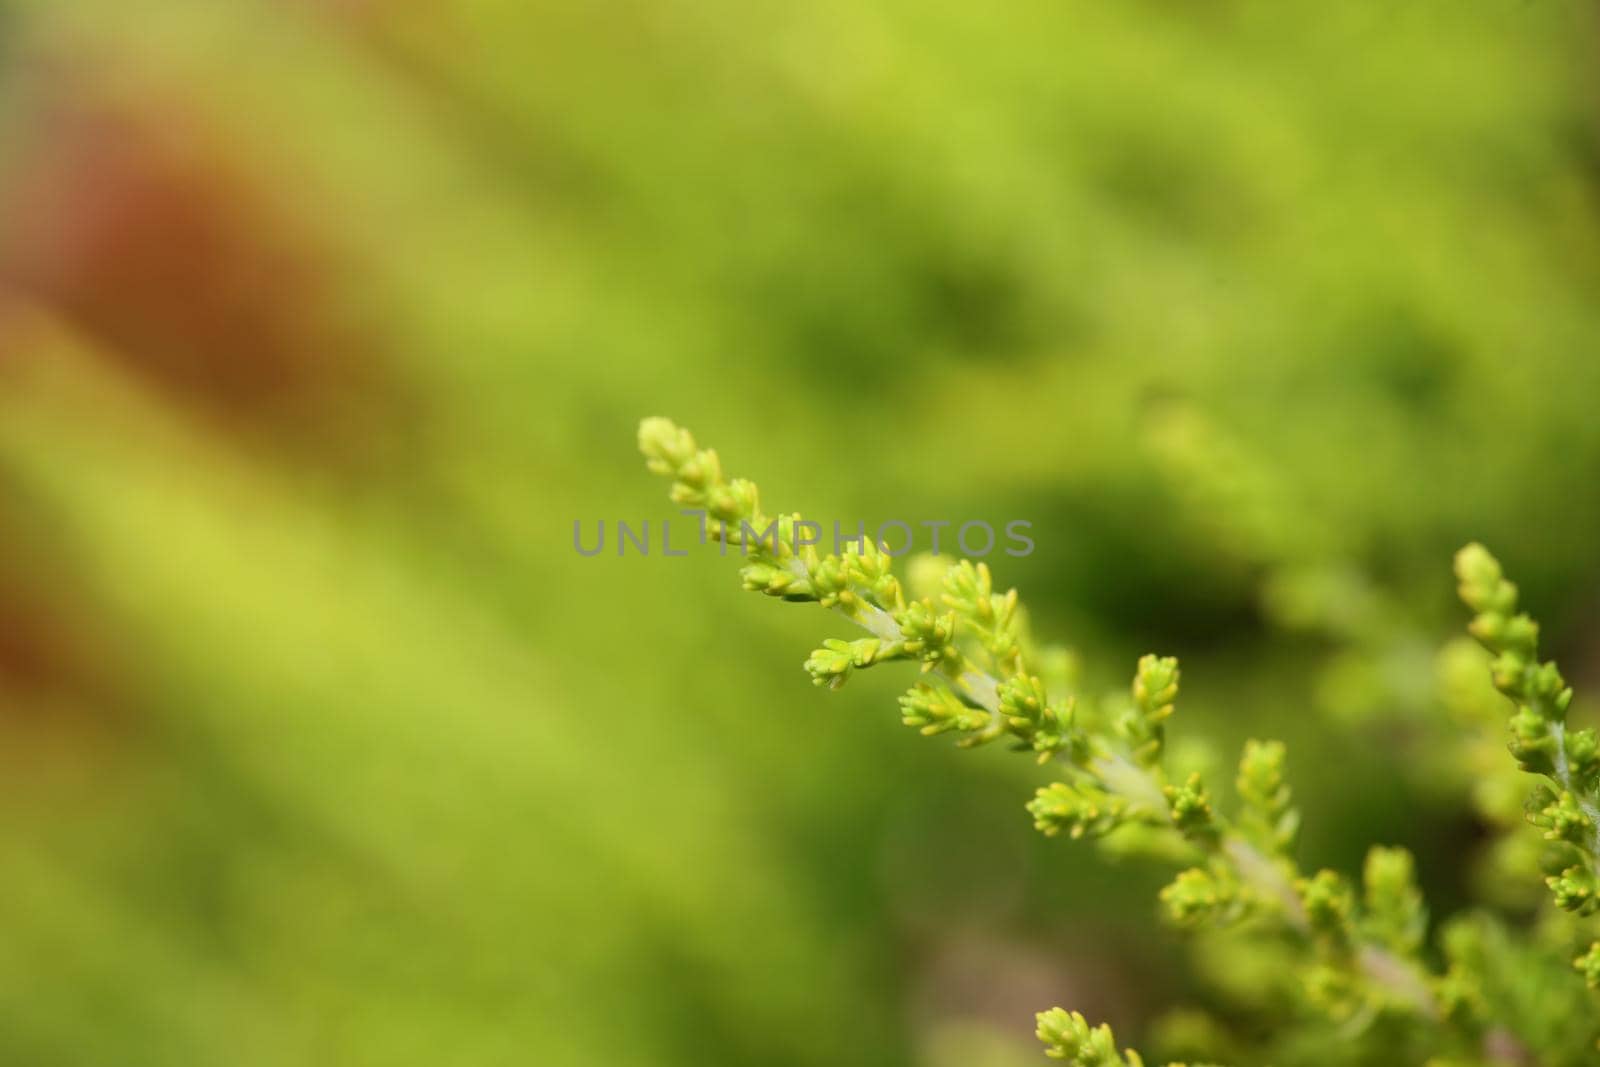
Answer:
0, 80, 395, 446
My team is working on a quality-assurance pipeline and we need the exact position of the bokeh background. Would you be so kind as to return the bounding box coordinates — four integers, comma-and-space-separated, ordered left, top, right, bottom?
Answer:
3, 2, 1600, 1064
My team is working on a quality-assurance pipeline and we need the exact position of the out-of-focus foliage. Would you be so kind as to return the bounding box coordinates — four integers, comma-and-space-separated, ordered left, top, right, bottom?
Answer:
2, 2, 1600, 1065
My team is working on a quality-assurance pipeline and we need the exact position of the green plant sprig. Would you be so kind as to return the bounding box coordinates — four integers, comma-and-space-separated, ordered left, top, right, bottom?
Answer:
639, 419, 1463, 1056
1037, 1008, 1221, 1067
1455, 544, 1600, 985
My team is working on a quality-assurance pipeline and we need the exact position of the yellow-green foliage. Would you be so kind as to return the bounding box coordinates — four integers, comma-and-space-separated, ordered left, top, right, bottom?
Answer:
643, 420, 1600, 1066
5, 2, 1600, 1065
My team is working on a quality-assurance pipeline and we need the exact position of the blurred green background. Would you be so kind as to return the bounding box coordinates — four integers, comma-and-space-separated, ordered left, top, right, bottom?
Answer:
2, 1, 1600, 1064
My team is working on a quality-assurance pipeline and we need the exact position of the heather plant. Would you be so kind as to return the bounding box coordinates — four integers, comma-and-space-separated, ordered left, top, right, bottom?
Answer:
640, 417, 1600, 1067
1144, 405, 1584, 915
9, 1, 1600, 1064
